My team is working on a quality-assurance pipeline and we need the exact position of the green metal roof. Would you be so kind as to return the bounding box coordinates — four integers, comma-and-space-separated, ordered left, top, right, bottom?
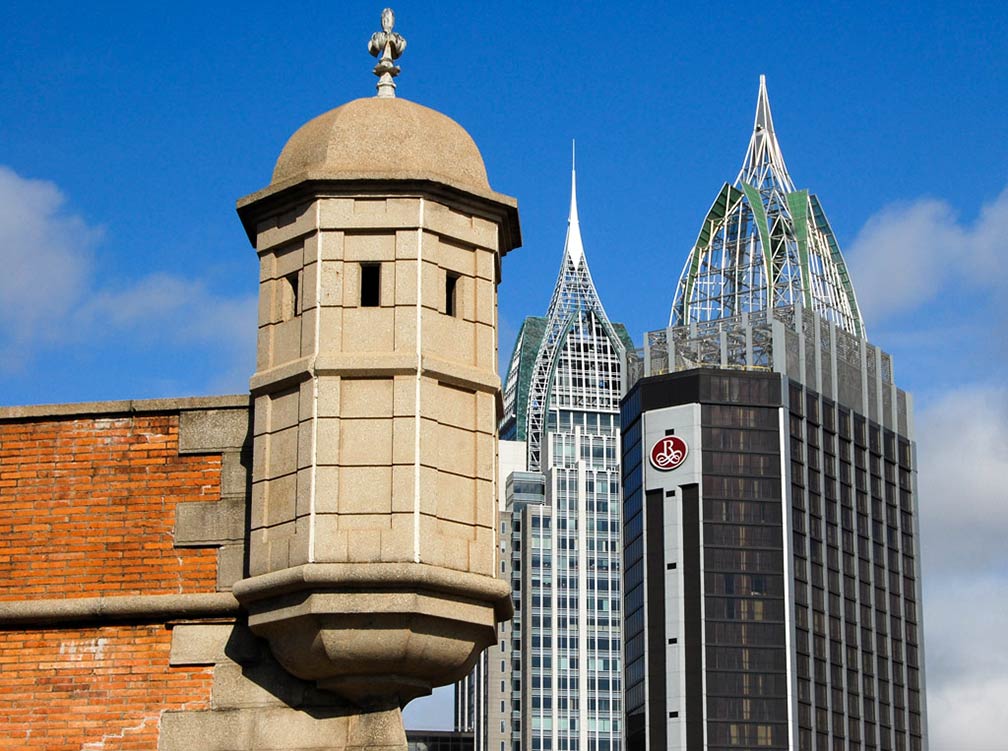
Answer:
504, 316, 547, 440
786, 189, 813, 308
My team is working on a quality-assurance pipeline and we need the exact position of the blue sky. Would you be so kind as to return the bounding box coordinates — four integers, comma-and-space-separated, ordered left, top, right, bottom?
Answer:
2, 2, 1006, 745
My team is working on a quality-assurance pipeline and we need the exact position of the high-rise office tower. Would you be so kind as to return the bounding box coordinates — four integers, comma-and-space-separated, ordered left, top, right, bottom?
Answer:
461, 159, 635, 751
621, 78, 927, 751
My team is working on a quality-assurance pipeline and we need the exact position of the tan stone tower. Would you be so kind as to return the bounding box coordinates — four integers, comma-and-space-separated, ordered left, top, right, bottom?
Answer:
232, 8, 519, 737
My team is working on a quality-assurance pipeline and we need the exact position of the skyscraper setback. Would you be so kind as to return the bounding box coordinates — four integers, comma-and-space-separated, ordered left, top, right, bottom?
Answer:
621, 78, 927, 751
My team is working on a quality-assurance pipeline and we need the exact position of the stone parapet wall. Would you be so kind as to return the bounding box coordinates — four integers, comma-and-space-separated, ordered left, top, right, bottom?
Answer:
0, 411, 224, 601
0, 397, 288, 750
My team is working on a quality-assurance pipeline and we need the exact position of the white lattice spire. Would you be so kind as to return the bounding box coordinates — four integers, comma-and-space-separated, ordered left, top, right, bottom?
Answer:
564, 141, 585, 266
524, 145, 624, 470
543, 143, 609, 326
737, 74, 795, 192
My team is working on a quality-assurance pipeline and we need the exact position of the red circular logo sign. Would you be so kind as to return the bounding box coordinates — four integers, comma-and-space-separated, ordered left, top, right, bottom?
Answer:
649, 435, 688, 471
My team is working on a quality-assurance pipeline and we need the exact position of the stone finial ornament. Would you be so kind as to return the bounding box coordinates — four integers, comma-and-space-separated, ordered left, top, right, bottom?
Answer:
368, 8, 406, 98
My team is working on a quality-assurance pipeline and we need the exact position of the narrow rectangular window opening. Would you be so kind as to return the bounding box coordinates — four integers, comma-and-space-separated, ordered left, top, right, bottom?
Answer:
360, 263, 381, 307
668, 637, 678, 645
665, 428, 676, 436
445, 272, 459, 317
280, 272, 299, 321
669, 711, 679, 718
667, 562, 677, 570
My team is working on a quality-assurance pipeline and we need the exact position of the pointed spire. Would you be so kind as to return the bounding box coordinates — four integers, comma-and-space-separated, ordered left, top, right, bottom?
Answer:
736, 75, 795, 192
753, 74, 776, 137
542, 142, 611, 327
564, 140, 585, 265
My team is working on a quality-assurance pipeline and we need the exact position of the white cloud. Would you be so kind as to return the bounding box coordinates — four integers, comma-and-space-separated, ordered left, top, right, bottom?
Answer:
79, 273, 256, 348
0, 166, 101, 351
916, 386, 1008, 748
846, 187, 1008, 322
0, 166, 255, 388
916, 386, 1008, 574
923, 574, 1008, 750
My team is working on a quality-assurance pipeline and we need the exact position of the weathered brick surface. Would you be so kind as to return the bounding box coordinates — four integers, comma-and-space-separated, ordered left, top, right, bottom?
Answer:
0, 414, 220, 600
0, 625, 212, 750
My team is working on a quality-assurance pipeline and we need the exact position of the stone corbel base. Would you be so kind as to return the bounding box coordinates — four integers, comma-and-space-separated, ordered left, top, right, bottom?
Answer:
233, 562, 512, 707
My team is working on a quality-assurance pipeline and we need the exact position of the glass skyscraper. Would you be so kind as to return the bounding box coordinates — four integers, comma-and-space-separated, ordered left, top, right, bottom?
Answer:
459, 161, 635, 751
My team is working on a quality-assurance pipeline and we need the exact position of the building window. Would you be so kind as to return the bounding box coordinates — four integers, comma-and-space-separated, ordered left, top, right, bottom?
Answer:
280, 272, 299, 321
445, 272, 460, 317
361, 263, 381, 307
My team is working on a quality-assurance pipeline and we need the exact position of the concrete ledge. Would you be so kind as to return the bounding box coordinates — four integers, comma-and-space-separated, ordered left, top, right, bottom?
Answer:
313, 352, 419, 378
0, 592, 240, 626
0, 394, 249, 422
236, 176, 521, 255
249, 353, 500, 395
249, 353, 417, 394
178, 408, 253, 454
233, 562, 512, 621
421, 354, 500, 393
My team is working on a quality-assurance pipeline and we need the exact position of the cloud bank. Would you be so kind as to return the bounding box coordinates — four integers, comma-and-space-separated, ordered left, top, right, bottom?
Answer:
912, 386, 1008, 749
0, 166, 99, 351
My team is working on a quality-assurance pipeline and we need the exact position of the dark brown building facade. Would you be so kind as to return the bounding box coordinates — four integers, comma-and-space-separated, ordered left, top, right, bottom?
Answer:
621, 365, 926, 751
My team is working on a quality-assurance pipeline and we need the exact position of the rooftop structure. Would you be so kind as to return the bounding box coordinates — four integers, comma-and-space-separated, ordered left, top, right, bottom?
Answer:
502, 148, 629, 470
669, 76, 864, 338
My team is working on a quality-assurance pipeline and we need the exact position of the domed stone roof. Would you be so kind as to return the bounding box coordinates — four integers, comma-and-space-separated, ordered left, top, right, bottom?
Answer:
271, 97, 491, 194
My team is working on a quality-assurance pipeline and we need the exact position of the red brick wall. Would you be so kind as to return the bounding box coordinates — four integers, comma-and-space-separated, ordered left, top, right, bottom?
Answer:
0, 414, 220, 601
0, 625, 212, 751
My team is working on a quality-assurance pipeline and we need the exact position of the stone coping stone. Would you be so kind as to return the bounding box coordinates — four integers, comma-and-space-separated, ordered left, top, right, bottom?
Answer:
0, 394, 250, 422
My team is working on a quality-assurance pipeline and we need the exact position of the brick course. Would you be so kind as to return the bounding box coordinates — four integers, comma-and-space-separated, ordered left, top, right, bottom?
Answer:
0, 414, 220, 601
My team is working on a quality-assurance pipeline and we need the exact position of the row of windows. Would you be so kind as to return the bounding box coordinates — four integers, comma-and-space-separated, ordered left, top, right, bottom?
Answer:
705, 499, 783, 524
704, 450, 782, 477
789, 381, 912, 470
705, 670, 789, 697
553, 409, 620, 434
705, 523, 785, 549
707, 720, 787, 748
279, 264, 463, 317
704, 596, 786, 622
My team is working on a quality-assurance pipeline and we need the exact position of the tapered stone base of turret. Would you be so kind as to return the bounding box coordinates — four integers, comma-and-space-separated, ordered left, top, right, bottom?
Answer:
233, 562, 512, 706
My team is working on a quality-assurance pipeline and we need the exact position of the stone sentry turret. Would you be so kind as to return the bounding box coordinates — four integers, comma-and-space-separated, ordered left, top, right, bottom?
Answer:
233, 8, 519, 744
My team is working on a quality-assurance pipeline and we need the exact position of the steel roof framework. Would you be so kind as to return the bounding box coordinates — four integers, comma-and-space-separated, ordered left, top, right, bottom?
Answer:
670, 76, 865, 338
